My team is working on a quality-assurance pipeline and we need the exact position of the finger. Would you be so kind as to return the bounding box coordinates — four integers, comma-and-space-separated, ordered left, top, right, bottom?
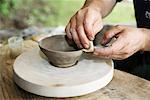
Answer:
76, 25, 89, 48
111, 53, 130, 60
93, 47, 113, 58
65, 23, 72, 39
93, 50, 128, 60
93, 19, 103, 36
70, 17, 82, 48
94, 36, 126, 56
84, 10, 100, 40
71, 28, 82, 48
104, 39, 130, 60
76, 11, 89, 48
102, 25, 124, 44
109, 36, 126, 54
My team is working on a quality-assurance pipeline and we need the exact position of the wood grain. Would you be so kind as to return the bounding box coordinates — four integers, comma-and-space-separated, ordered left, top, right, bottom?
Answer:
0, 40, 150, 100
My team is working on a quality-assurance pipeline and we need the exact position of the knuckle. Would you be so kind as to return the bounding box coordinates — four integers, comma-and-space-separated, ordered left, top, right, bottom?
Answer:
83, 20, 89, 27
70, 28, 76, 34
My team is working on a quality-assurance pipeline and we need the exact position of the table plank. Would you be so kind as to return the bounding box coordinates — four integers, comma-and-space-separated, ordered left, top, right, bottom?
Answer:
0, 40, 150, 100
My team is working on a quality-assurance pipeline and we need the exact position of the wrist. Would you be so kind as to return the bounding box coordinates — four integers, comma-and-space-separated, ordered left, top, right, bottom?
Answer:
140, 28, 150, 51
83, 0, 102, 13
83, 0, 116, 18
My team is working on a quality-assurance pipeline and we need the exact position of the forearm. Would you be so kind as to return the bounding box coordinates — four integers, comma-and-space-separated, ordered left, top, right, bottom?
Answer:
83, 0, 117, 18
141, 28, 150, 51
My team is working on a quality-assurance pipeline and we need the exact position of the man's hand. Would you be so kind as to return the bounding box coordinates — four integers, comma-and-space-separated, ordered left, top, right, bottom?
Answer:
94, 25, 146, 60
65, 6, 103, 49
65, 0, 117, 49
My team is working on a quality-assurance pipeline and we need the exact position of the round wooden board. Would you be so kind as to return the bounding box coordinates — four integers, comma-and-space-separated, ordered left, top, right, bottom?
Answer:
13, 48, 114, 97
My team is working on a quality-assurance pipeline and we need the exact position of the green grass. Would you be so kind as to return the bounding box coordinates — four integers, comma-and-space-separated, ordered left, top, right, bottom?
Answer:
26, 0, 85, 26
0, 0, 136, 27
35, 1, 136, 26
46, 0, 85, 26
104, 2, 136, 24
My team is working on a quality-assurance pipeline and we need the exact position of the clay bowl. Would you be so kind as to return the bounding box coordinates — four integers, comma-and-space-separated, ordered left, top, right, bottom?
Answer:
39, 35, 83, 68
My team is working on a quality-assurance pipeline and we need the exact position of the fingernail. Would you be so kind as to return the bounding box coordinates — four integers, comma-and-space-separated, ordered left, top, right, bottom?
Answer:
89, 36, 94, 41
84, 44, 89, 49
78, 44, 83, 49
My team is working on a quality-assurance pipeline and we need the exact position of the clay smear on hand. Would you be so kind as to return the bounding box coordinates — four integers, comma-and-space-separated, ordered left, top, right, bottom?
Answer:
82, 41, 94, 52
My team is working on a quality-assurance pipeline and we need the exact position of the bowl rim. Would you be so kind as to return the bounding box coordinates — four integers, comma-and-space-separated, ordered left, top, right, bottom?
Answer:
38, 35, 82, 54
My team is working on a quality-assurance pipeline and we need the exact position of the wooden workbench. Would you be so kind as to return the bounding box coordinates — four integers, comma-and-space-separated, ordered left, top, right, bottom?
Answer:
0, 40, 150, 100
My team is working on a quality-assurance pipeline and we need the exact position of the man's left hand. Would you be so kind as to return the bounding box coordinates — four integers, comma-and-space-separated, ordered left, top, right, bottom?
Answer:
93, 25, 146, 60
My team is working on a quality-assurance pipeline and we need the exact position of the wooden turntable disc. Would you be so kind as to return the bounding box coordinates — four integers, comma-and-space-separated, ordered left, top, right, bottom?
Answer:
13, 48, 114, 97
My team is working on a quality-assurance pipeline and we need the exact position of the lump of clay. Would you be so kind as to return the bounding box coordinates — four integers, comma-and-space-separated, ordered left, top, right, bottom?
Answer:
82, 41, 94, 52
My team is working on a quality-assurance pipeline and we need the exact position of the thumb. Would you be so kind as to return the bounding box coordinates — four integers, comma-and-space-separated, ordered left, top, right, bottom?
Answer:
93, 18, 103, 36
101, 25, 124, 45
84, 10, 102, 41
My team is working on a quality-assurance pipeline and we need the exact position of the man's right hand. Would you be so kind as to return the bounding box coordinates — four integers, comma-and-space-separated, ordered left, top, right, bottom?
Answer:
65, 6, 103, 49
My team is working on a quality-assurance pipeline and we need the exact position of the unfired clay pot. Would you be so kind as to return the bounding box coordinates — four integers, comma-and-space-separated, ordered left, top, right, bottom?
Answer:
39, 35, 83, 68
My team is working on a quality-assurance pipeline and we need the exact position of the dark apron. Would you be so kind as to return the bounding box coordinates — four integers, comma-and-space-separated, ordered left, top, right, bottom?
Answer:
114, 0, 150, 80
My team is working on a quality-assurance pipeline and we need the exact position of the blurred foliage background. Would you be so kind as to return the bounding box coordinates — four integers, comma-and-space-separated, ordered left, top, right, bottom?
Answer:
0, 0, 136, 29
